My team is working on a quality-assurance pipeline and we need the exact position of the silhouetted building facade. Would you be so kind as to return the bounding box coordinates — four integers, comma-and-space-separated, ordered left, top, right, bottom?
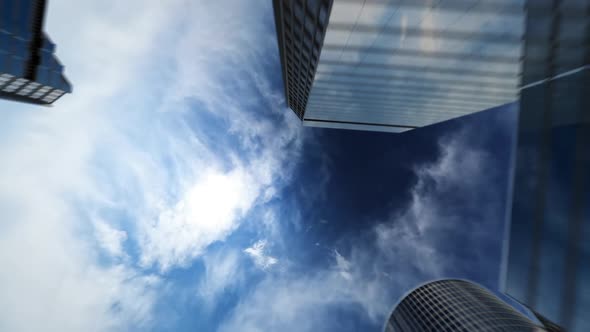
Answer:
0, 0, 71, 105
502, 1, 590, 332
385, 279, 544, 332
273, 0, 524, 132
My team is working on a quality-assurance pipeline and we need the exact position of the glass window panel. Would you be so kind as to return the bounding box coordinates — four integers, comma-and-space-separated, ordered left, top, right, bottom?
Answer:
573, 150, 590, 331
304, 22, 314, 42
11, 57, 24, 76
42, 95, 56, 102
293, 16, 302, 32
534, 124, 577, 322
3, 36, 15, 55
36, 67, 49, 85
0, 52, 9, 74
505, 84, 549, 302
307, 0, 320, 13
293, 2, 303, 23
561, 0, 590, 9
0, 32, 10, 53
19, 0, 33, 37
525, 15, 552, 40
15, 38, 29, 58
554, 46, 585, 70
558, 19, 587, 43
0, 0, 11, 30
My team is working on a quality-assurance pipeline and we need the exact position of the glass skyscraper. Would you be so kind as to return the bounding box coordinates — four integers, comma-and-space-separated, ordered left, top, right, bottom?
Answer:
273, 0, 524, 132
501, 1, 590, 331
0, 0, 71, 105
384, 279, 545, 332
273, 1, 590, 330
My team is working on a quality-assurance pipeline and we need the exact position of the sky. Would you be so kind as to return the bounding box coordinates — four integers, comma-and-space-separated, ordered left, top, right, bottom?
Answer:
0, 1, 520, 331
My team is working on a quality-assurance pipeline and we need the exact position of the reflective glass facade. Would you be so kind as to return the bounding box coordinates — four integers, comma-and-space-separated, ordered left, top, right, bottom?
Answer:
502, 1, 589, 331
385, 279, 544, 332
274, 0, 525, 132
0, 0, 71, 105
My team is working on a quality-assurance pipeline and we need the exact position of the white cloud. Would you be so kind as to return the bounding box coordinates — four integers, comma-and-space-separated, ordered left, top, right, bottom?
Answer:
198, 250, 242, 304
0, 0, 300, 331
219, 250, 392, 332
333, 250, 352, 280
0, 197, 162, 331
139, 167, 260, 271
220, 129, 506, 332
0, 0, 182, 329
94, 219, 128, 259
374, 130, 496, 280
244, 240, 278, 270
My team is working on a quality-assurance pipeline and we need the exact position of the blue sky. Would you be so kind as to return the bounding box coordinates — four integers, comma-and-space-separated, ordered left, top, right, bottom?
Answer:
0, 1, 520, 331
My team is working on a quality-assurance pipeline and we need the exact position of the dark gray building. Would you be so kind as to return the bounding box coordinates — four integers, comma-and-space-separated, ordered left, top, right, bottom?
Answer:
385, 279, 545, 332
501, 1, 590, 331
0, 0, 71, 105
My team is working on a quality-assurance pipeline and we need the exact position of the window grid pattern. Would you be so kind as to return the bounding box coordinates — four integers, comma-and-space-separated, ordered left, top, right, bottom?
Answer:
386, 280, 545, 332
300, 0, 525, 132
521, 0, 590, 86
0, 0, 71, 105
274, 0, 333, 119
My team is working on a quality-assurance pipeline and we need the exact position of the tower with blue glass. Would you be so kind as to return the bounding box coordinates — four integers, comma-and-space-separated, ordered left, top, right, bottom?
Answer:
0, 0, 71, 105
502, 1, 590, 331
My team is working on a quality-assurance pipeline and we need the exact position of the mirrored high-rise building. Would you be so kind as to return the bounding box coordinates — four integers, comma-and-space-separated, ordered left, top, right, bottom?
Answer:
275, 1, 589, 331
501, 1, 590, 331
384, 279, 545, 332
273, 0, 525, 132
0, 0, 71, 105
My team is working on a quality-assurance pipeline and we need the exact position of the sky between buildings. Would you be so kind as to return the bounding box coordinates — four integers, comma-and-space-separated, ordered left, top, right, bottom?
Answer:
0, 1, 521, 331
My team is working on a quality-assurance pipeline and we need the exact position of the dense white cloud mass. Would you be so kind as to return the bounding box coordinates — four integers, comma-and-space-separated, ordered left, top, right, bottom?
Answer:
140, 167, 259, 270
0, 0, 300, 331
220, 130, 503, 332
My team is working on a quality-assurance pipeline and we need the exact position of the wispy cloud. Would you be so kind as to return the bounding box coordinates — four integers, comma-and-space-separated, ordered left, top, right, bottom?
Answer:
244, 239, 278, 270
219, 250, 391, 332
0, 0, 300, 331
198, 249, 243, 303
374, 130, 491, 279
220, 126, 509, 331
94, 218, 128, 259
333, 249, 353, 280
